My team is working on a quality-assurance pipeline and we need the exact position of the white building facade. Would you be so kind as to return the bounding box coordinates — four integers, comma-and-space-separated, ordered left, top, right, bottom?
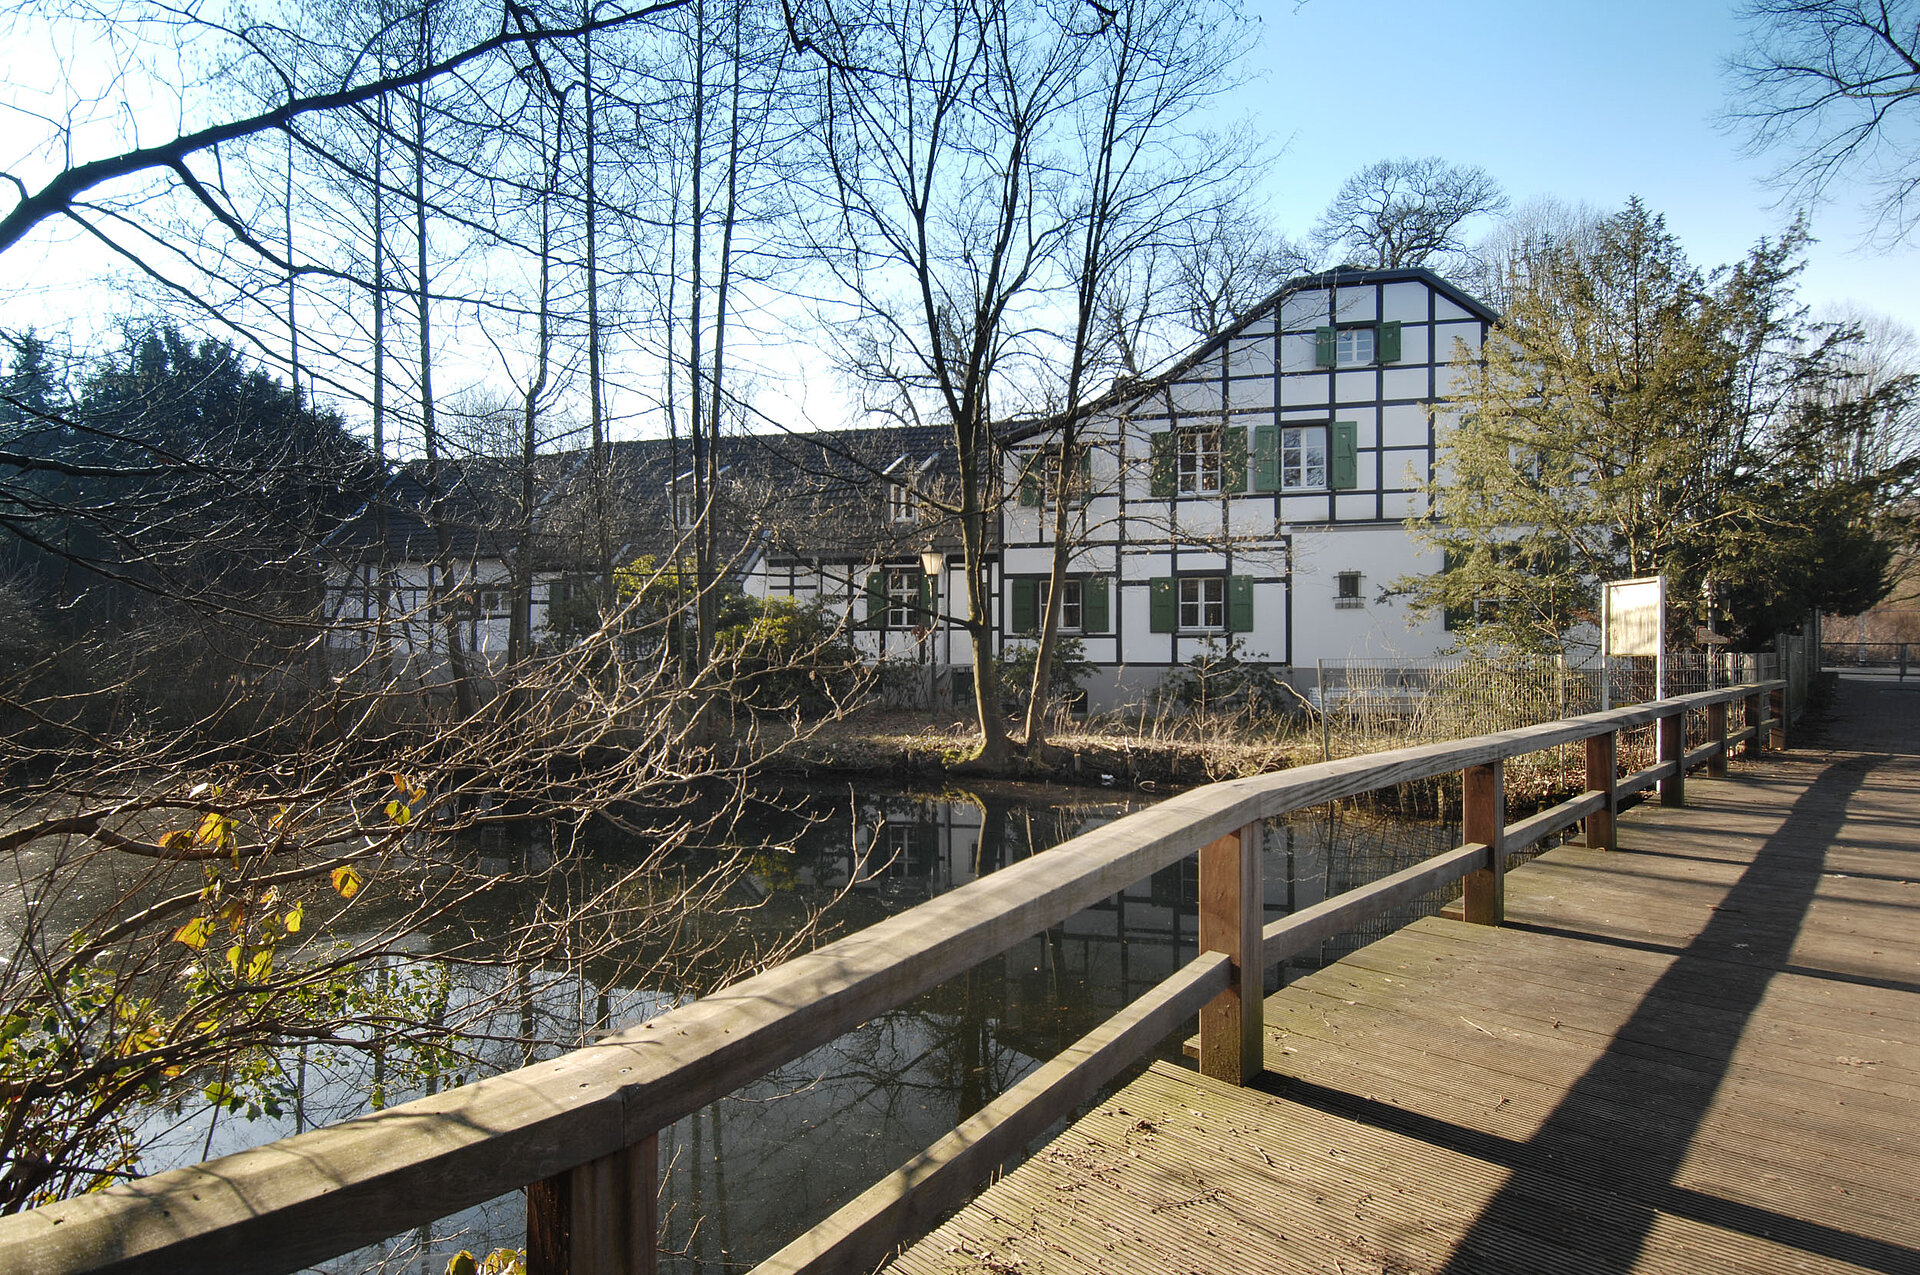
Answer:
1000, 266, 1496, 710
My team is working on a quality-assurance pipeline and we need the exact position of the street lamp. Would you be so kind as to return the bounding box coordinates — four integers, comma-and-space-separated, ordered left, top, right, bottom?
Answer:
920, 548, 945, 711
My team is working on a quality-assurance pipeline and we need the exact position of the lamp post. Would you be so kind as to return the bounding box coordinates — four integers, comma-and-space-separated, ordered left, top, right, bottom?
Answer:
920, 547, 945, 712
1704, 573, 1721, 689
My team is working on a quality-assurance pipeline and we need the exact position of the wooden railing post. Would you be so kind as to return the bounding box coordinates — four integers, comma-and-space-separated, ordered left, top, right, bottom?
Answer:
1198, 823, 1262, 1085
1658, 708, 1685, 807
1707, 698, 1728, 778
527, 1135, 658, 1275
1743, 691, 1763, 758
1461, 761, 1504, 925
1769, 687, 1788, 751
1584, 730, 1616, 851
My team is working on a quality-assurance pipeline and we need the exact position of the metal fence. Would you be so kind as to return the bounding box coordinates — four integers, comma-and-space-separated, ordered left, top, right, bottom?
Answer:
1310, 644, 1805, 761
1821, 641, 1912, 680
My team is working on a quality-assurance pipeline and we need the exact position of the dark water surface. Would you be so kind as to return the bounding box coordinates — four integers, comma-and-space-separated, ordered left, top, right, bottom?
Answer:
130, 779, 1459, 1273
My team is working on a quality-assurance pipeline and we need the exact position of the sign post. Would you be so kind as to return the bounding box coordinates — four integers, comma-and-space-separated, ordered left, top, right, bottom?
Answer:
1603, 575, 1666, 707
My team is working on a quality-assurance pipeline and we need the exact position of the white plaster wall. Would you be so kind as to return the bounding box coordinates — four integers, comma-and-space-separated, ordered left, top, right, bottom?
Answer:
1280, 373, 1330, 407
1382, 367, 1431, 400
1380, 281, 1429, 323
1334, 289, 1378, 323
1381, 403, 1429, 448
1286, 527, 1448, 664
1227, 377, 1274, 409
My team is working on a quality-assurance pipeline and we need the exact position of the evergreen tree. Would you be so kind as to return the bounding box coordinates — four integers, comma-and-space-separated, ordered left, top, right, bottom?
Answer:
1402, 199, 1918, 652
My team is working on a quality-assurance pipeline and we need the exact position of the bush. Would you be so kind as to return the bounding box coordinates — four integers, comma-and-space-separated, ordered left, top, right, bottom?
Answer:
713, 597, 862, 715
995, 634, 1093, 716
1155, 641, 1294, 723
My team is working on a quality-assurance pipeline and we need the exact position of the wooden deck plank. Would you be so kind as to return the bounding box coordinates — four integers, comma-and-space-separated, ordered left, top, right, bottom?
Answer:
884, 682, 1920, 1275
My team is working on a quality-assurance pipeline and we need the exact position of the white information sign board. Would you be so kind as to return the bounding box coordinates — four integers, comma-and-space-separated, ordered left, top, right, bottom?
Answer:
1601, 575, 1666, 707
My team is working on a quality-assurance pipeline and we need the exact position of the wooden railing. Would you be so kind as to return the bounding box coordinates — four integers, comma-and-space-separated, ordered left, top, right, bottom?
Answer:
0, 681, 1789, 1275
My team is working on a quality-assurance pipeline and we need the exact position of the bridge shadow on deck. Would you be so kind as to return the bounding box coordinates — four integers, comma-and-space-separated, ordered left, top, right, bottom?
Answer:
1428, 754, 1891, 1273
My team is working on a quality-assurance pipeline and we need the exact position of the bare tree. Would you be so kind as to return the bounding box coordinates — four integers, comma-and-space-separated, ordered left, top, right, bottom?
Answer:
1729, 0, 1920, 240
1310, 155, 1508, 271
1170, 203, 1311, 338
787, 0, 1093, 767
1017, 0, 1254, 754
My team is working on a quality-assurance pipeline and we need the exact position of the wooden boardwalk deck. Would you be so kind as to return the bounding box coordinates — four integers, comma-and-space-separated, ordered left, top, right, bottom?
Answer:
885, 680, 1920, 1275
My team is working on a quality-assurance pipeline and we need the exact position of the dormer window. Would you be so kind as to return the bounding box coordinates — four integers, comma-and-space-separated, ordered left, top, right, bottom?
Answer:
888, 481, 916, 524
672, 485, 697, 529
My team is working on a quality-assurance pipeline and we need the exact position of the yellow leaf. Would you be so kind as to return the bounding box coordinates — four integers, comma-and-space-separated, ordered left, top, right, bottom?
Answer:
195, 812, 234, 849
446, 1253, 479, 1275
284, 902, 303, 934
246, 948, 273, 983
159, 829, 195, 851
216, 897, 246, 934
331, 866, 363, 899
225, 944, 242, 975
172, 917, 211, 950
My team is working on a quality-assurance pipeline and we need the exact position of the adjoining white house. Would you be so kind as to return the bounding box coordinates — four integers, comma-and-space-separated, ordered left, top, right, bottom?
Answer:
999, 265, 1497, 710
324, 266, 1495, 708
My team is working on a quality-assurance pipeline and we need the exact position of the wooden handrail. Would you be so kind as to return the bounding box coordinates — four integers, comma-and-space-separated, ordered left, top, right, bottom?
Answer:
0, 681, 1785, 1275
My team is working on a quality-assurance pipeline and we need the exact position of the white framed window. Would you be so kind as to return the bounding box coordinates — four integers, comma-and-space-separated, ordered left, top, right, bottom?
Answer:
1178, 576, 1226, 630
888, 481, 916, 524
1176, 427, 1223, 494
1335, 326, 1375, 366
1057, 578, 1084, 632
886, 568, 921, 629
1335, 571, 1363, 609
1281, 426, 1328, 490
672, 485, 697, 529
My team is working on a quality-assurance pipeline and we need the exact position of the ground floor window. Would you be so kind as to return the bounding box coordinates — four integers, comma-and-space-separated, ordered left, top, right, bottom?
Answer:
1149, 574, 1253, 633
1179, 576, 1226, 630
886, 568, 922, 629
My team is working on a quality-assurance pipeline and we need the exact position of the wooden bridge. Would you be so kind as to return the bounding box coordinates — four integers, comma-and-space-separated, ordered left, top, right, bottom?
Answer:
887, 676, 1920, 1275
4, 676, 1915, 1274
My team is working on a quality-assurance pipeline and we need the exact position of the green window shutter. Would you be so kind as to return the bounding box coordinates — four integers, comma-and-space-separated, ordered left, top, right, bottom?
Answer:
1330, 421, 1359, 491
918, 571, 934, 620
1149, 432, 1175, 497
1018, 462, 1040, 507
1081, 575, 1109, 633
1149, 577, 1175, 633
1377, 321, 1402, 362
864, 571, 887, 628
1252, 423, 1279, 492
1314, 326, 1336, 366
1223, 426, 1248, 493
1010, 578, 1037, 633
1228, 575, 1254, 633
1076, 445, 1094, 501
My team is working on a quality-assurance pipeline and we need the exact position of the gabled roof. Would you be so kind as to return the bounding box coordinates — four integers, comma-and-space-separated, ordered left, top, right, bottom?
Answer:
998, 265, 1499, 445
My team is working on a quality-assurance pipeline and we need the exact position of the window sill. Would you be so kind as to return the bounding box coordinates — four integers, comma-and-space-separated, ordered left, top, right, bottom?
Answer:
1333, 599, 1364, 610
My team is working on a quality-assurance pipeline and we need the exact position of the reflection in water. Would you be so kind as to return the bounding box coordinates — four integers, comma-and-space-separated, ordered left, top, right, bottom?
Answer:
129, 781, 1459, 1273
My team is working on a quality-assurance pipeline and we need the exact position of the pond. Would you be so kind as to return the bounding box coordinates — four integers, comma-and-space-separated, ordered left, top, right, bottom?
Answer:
120, 778, 1461, 1273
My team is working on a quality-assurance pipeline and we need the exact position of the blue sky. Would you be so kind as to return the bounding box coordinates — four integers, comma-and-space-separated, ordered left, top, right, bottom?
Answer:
1233, 0, 1920, 329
